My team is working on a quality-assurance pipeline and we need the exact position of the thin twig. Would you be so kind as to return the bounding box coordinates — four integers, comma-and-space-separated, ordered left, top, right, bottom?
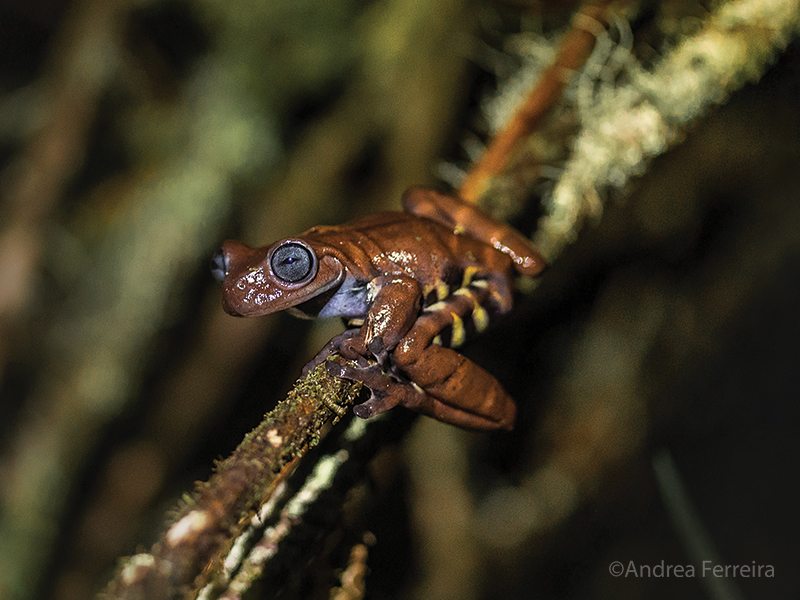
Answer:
653, 450, 747, 600
459, 1, 611, 203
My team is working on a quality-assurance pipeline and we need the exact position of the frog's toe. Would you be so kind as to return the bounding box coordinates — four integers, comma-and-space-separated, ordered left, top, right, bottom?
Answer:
338, 337, 368, 362
303, 329, 361, 376
326, 361, 415, 420
326, 360, 386, 389
366, 337, 390, 368
325, 357, 370, 381
353, 391, 396, 419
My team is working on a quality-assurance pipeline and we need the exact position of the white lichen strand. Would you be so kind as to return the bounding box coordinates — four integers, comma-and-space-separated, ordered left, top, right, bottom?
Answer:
204, 451, 351, 598
286, 449, 349, 518
343, 410, 376, 441
265, 428, 283, 447
166, 510, 212, 546
214, 481, 289, 588
534, 0, 800, 259
120, 553, 156, 584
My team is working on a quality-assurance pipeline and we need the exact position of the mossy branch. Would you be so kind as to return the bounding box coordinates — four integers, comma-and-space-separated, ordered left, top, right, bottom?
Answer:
104, 362, 363, 600
534, 0, 800, 259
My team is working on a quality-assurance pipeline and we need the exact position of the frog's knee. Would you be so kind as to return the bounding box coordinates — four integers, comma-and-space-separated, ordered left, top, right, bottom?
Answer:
391, 335, 426, 370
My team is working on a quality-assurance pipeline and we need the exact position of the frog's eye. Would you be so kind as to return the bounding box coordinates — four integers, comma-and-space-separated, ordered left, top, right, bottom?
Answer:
271, 242, 315, 283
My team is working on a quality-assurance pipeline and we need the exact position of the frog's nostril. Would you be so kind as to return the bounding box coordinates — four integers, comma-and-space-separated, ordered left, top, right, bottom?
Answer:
211, 249, 229, 283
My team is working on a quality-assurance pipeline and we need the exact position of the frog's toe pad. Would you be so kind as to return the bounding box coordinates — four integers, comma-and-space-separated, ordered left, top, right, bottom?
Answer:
353, 394, 389, 419
325, 360, 374, 381
366, 337, 390, 367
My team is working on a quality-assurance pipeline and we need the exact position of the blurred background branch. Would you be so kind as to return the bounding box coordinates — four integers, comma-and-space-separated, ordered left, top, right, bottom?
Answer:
1, 0, 799, 598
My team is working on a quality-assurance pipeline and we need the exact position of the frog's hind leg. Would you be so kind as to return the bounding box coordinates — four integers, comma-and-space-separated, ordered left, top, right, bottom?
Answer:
402, 187, 546, 277
326, 359, 513, 431
324, 283, 517, 429
394, 340, 516, 430
320, 277, 517, 430
387, 287, 517, 430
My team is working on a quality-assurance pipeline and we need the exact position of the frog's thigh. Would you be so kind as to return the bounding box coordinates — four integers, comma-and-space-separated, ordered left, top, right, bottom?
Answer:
394, 342, 516, 430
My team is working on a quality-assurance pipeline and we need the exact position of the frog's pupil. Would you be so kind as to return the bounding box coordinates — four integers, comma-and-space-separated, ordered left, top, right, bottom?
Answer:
271, 243, 313, 283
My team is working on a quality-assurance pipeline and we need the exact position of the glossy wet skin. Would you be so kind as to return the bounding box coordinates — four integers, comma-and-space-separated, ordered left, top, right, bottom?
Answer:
213, 188, 545, 430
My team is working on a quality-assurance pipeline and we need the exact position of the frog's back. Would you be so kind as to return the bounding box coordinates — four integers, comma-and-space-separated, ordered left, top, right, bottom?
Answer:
320, 211, 512, 279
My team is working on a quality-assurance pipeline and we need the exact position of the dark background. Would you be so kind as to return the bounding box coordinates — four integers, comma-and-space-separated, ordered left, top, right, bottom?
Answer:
0, 0, 798, 598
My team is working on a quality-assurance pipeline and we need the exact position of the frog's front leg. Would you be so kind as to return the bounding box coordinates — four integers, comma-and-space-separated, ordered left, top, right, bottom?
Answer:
354, 274, 422, 365
302, 274, 421, 376
332, 280, 516, 430
321, 273, 433, 421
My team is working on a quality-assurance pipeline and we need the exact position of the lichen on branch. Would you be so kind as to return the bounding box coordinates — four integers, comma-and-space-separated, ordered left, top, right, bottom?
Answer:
535, 0, 800, 259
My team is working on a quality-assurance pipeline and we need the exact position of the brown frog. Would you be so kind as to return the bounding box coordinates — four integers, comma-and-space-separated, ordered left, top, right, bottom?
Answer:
212, 188, 545, 430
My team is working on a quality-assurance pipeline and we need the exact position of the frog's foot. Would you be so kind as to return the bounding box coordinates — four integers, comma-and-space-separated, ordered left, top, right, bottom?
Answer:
325, 361, 424, 420
301, 329, 362, 377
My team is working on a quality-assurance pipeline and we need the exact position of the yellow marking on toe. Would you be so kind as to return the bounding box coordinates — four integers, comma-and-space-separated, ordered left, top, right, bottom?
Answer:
435, 280, 450, 301
471, 279, 489, 289
472, 303, 490, 333
453, 287, 490, 334
449, 312, 466, 348
461, 265, 480, 288
453, 287, 476, 300
433, 335, 443, 346
425, 300, 448, 313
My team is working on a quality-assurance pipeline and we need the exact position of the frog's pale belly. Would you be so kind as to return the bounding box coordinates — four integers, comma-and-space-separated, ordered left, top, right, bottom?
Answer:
292, 272, 374, 319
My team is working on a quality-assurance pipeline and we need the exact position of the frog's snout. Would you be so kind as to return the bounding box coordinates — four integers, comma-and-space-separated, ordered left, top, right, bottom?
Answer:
210, 248, 229, 283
